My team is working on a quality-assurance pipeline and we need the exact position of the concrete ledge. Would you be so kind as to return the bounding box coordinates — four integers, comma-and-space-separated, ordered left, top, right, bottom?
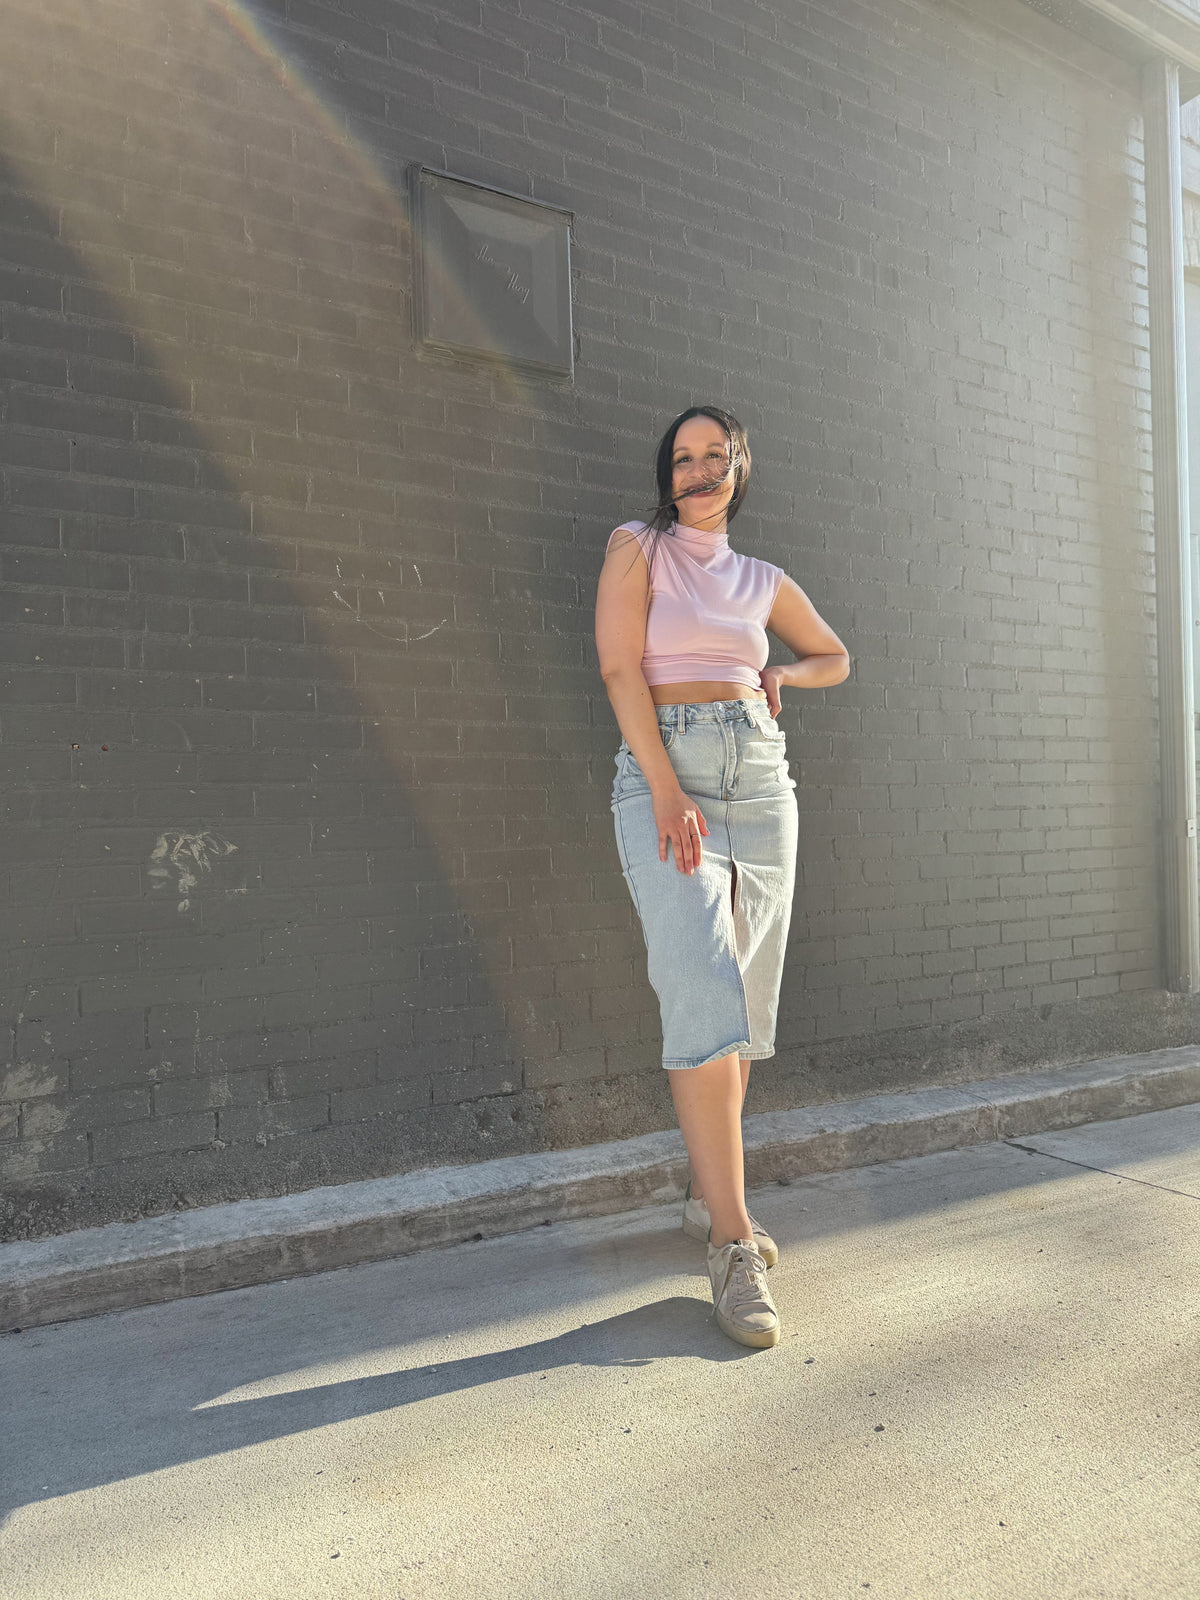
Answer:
3, 1044, 1199, 1331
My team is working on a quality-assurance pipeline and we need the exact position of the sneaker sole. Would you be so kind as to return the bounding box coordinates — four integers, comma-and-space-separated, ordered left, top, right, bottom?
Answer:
683, 1210, 779, 1269
714, 1308, 781, 1349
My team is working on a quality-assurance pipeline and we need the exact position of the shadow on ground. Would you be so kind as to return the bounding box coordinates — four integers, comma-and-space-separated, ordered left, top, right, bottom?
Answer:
5, 1112, 1199, 1525
0, 1294, 750, 1519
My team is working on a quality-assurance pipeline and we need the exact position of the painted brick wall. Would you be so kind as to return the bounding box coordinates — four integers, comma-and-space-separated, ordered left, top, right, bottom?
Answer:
0, 0, 1179, 1238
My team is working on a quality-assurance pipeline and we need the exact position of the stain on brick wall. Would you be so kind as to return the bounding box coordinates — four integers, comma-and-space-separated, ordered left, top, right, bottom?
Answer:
0, 0, 1185, 1239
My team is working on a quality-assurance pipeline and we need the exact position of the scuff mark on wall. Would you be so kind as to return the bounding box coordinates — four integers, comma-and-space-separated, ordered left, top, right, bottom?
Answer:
0, 1065, 64, 1176
149, 831, 239, 912
0, 1065, 60, 1103
21, 1100, 69, 1139
328, 557, 446, 644
330, 587, 448, 644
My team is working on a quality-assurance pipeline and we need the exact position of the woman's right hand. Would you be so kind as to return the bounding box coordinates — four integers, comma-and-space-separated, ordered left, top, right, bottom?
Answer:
652, 783, 709, 874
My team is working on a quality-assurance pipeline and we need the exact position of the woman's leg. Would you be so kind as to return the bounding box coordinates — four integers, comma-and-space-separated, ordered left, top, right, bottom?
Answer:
689, 1056, 751, 1206
669, 1052, 753, 1248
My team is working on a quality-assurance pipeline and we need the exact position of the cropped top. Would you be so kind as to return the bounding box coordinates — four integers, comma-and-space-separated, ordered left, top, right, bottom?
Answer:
606, 519, 786, 691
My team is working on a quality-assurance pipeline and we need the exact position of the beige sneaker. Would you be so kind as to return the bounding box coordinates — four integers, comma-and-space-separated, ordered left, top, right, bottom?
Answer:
707, 1238, 780, 1348
682, 1181, 779, 1267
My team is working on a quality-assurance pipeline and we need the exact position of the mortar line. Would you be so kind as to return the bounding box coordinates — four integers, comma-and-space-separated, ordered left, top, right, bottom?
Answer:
1004, 1140, 1200, 1201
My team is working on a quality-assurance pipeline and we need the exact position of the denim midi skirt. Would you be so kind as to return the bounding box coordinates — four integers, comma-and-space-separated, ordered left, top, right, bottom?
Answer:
611, 698, 799, 1070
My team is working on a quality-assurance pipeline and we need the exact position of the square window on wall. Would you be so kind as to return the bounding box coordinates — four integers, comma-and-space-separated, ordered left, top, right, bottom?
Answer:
412, 167, 574, 380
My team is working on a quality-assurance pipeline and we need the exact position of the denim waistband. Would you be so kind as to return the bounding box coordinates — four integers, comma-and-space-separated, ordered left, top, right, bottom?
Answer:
654, 698, 771, 731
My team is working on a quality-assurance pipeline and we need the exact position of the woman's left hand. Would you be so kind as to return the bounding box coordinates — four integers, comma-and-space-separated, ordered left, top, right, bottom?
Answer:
760, 666, 785, 718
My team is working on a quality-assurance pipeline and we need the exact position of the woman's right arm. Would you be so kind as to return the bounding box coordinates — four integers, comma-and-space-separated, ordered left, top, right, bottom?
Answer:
595, 529, 708, 873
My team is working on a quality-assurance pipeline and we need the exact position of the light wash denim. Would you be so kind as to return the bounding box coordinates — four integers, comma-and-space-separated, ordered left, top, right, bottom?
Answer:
611, 698, 799, 1070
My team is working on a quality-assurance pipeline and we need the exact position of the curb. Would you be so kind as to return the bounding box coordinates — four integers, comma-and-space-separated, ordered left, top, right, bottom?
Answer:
3, 1044, 1200, 1331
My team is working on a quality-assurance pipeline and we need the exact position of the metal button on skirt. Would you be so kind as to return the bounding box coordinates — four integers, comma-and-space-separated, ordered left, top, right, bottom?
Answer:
611, 698, 799, 1070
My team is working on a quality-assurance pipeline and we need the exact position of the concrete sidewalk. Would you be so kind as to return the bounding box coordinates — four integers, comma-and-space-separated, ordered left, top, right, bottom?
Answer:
5, 1043, 1200, 1331
2, 1100, 1198, 1599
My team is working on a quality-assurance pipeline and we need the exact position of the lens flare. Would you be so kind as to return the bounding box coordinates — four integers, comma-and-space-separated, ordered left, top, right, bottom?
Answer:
0, 0, 573, 1076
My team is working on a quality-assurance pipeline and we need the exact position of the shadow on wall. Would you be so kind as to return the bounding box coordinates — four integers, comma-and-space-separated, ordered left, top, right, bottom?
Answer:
760, 59, 1165, 1106
0, 0, 599, 1237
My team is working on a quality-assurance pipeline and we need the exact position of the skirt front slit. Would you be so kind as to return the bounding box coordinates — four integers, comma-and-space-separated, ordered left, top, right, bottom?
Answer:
611, 699, 799, 1070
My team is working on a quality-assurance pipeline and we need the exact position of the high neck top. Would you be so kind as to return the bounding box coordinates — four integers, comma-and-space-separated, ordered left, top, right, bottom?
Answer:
669, 519, 730, 557
605, 519, 785, 690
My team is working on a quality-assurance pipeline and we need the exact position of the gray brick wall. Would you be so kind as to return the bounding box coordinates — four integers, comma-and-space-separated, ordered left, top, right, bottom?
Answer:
0, 0, 1185, 1238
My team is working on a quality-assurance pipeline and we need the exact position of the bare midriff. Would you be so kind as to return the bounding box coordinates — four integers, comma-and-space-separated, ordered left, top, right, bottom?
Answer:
649, 680, 766, 704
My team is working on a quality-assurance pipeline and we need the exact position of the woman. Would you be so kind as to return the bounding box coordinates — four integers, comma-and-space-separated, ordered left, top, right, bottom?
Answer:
594, 405, 850, 1349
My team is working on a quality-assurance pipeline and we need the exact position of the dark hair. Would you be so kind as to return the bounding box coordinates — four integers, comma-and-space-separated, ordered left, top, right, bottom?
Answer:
646, 405, 751, 534
613, 405, 751, 590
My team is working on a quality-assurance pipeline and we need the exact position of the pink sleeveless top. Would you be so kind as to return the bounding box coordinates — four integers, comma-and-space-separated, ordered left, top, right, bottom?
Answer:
606, 519, 785, 691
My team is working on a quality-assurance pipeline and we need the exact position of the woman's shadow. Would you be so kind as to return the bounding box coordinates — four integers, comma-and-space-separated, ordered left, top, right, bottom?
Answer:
2, 1295, 757, 1517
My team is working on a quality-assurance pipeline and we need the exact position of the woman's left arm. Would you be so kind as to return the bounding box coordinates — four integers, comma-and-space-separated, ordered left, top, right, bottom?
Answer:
761, 574, 850, 717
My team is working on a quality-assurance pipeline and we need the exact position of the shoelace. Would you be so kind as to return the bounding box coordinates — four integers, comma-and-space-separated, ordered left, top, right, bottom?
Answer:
717, 1245, 771, 1309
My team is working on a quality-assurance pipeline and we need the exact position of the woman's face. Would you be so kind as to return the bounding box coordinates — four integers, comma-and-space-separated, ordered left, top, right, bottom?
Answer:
670, 416, 736, 528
